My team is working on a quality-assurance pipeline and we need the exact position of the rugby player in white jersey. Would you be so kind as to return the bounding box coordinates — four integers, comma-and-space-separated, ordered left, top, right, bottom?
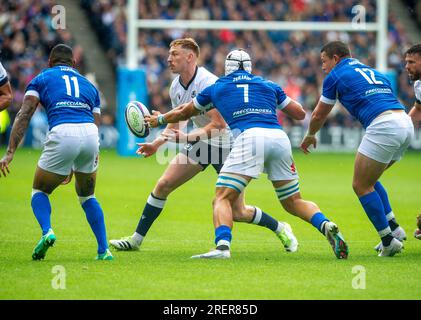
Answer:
110, 38, 298, 252
405, 43, 421, 240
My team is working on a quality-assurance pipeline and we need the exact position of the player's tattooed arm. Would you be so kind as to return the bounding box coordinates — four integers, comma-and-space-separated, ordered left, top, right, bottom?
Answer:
0, 95, 38, 176
7, 95, 39, 155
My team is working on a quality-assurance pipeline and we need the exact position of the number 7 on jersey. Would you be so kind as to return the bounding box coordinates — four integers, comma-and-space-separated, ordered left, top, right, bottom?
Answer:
237, 84, 249, 103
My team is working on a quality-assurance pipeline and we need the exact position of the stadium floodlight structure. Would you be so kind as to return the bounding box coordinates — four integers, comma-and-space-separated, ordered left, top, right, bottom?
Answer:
127, 0, 388, 72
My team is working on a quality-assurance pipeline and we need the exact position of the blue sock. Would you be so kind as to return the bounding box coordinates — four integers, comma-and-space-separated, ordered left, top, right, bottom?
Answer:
374, 181, 392, 215
250, 207, 279, 232
310, 212, 329, 234
374, 181, 399, 230
31, 191, 52, 235
136, 193, 166, 236
215, 225, 232, 248
82, 197, 108, 254
359, 191, 392, 245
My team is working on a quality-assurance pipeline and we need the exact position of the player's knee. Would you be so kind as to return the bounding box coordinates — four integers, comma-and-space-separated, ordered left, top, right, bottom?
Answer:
217, 188, 238, 202
79, 194, 95, 205
352, 180, 359, 193
275, 180, 300, 212
75, 174, 96, 197
31, 189, 49, 197
352, 180, 369, 196
281, 197, 298, 215
280, 192, 304, 216
232, 205, 246, 221
232, 204, 253, 222
32, 180, 55, 194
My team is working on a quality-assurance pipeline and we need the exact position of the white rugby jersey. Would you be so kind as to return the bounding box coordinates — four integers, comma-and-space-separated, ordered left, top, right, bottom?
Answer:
169, 66, 231, 148
0, 62, 8, 86
414, 80, 421, 104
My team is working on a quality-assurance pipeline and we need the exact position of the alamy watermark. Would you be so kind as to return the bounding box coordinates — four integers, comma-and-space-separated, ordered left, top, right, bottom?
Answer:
351, 265, 366, 289
352, 5, 366, 30
51, 5, 66, 30
51, 265, 66, 290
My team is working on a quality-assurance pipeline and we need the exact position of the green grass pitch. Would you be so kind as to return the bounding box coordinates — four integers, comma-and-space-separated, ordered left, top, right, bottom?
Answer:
0, 147, 420, 300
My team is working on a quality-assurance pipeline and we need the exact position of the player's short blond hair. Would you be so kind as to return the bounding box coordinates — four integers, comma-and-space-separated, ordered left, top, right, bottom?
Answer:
169, 38, 200, 57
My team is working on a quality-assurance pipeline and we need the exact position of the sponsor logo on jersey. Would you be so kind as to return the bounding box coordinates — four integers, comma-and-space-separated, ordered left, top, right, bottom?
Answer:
364, 88, 392, 96
232, 108, 273, 118
54, 101, 91, 109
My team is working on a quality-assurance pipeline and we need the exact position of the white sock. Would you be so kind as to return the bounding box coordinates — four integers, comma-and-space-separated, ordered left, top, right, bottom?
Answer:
132, 232, 144, 245
275, 221, 284, 235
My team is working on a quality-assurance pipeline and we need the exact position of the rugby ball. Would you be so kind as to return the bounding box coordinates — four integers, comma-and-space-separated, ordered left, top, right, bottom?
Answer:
124, 101, 150, 138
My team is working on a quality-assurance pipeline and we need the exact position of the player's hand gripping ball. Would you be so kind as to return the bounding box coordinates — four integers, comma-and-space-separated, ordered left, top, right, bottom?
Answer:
125, 101, 150, 138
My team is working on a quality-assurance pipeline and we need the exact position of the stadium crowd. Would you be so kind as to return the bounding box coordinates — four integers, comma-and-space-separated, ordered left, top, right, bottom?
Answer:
81, 0, 417, 129
0, 0, 419, 146
0, 0, 86, 144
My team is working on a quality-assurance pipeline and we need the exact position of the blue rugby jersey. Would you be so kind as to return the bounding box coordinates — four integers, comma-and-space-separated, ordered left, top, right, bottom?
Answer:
25, 65, 100, 130
321, 58, 404, 128
193, 70, 291, 135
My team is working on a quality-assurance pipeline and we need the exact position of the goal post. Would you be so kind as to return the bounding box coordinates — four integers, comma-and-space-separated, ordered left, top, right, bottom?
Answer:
118, 0, 408, 154
127, 0, 388, 72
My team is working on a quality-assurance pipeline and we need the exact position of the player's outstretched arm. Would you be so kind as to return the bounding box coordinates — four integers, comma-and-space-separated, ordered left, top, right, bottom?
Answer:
282, 100, 306, 120
147, 101, 199, 128
408, 102, 421, 123
0, 81, 12, 111
0, 95, 39, 177
300, 100, 334, 154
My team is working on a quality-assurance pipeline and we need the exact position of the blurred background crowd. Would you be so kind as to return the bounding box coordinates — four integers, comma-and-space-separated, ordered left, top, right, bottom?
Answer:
0, 0, 419, 147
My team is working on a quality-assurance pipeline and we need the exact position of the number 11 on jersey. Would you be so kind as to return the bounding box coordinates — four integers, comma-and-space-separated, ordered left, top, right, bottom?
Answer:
62, 75, 80, 97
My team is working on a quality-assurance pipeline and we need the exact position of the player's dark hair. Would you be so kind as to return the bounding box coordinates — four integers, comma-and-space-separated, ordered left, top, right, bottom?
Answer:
405, 44, 421, 56
321, 41, 351, 59
49, 44, 73, 67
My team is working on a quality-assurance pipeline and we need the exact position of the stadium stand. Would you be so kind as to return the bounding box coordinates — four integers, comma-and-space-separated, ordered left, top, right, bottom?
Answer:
80, 0, 417, 129
0, 0, 86, 128
0, 0, 419, 147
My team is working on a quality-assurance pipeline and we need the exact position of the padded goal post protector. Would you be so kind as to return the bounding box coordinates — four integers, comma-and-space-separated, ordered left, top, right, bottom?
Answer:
117, 67, 149, 156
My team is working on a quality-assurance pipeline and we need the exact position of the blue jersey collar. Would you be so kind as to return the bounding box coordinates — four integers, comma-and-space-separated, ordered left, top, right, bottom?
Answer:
334, 57, 354, 70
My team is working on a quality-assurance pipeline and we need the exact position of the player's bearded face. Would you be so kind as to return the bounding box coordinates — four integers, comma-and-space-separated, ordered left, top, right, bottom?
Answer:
405, 54, 421, 81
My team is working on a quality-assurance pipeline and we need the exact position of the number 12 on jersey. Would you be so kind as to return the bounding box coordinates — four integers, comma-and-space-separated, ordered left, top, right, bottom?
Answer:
355, 68, 383, 85
62, 75, 80, 97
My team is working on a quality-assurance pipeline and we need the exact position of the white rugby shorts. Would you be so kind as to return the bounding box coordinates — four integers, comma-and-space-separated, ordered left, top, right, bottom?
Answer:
220, 127, 298, 181
38, 123, 99, 175
358, 111, 414, 164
